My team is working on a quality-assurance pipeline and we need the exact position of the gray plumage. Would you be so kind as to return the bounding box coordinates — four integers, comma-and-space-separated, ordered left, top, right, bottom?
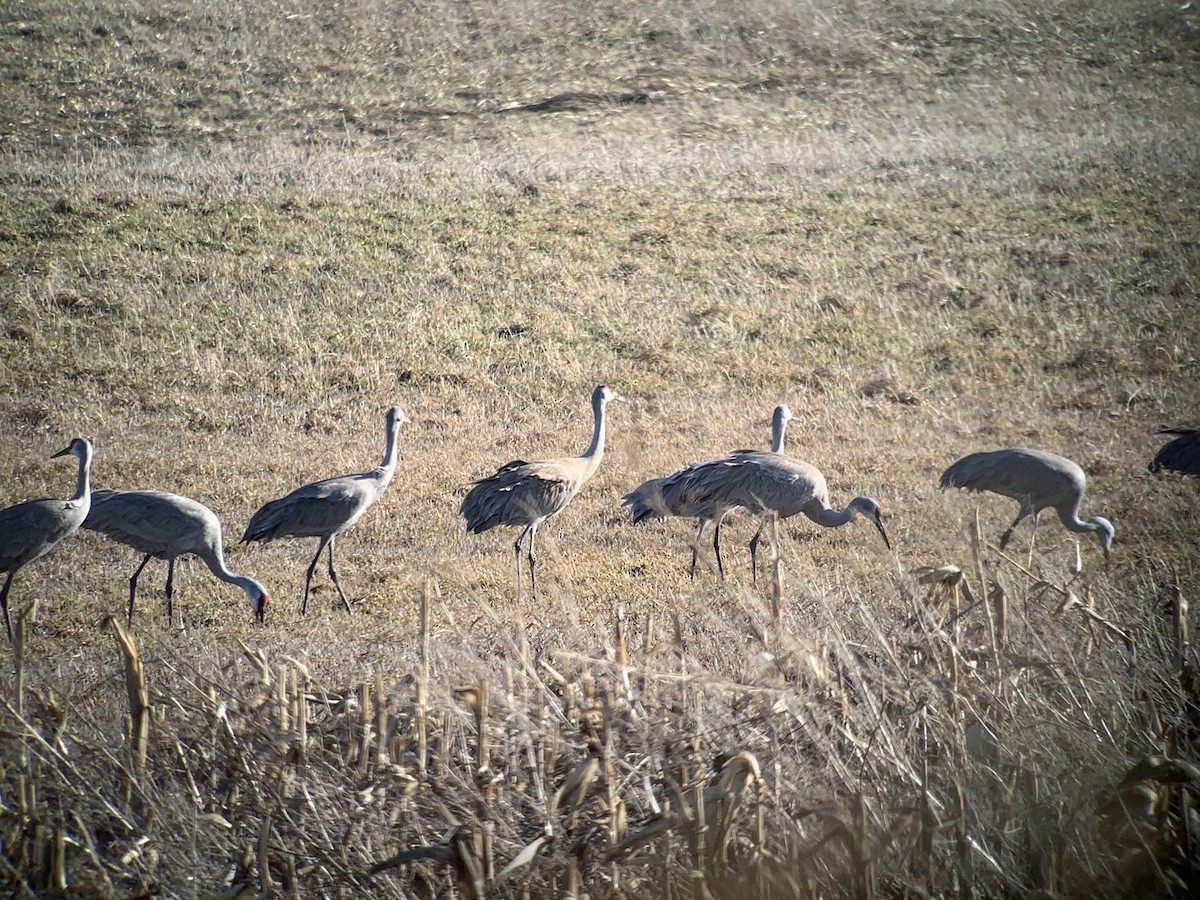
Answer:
0, 437, 93, 640
83, 489, 268, 625
657, 447, 891, 578
623, 404, 793, 579
1149, 428, 1200, 477
461, 385, 621, 600
242, 406, 408, 614
939, 447, 1114, 559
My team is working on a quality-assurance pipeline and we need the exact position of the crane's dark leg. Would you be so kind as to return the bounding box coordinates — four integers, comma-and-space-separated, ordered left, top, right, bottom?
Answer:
128, 554, 152, 625
326, 538, 352, 613
165, 558, 176, 626
712, 514, 727, 580
528, 524, 539, 601
749, 521, 767, 584
998, 506, 1032, 551
513, 526, 531, 602
689, 519, 706, 580
1, 571, 15, 641
302, 537, 330, 614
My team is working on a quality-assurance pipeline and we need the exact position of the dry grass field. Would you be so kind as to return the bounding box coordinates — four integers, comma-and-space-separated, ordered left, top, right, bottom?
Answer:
2, 0, 1200, 896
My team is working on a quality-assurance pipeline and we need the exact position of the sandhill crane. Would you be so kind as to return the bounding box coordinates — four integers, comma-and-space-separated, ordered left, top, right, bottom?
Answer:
461, 384, 621, 600
623, 404, 793, 579
83, 489, 269, 625
663, 450, 890, 579
0, 437, 93, 640
1149, 428, 1200, 477
242, 406, 408, 614
939, 448, 1114, 560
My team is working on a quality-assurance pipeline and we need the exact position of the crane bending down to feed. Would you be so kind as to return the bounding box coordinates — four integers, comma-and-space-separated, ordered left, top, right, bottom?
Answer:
939, 448, 1114, 561
461, 384, 622, 601
242, 406, 408, 614
84, 489, 269, 625
623, 404, 793, 579
0, 437, 93, 641
1149, 428, 1200, 477
663, 449, 891, 579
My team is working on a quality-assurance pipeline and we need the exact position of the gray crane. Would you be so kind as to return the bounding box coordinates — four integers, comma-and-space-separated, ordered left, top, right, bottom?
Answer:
83, 489, 269, 625
0, 437, 94, 640
461, 384, 621, 601
939, 447, 1114, 560
242, 406, 408, 614
660, 449, 890, 579
623, 404, 793, 579
1149, 428, 1200, 477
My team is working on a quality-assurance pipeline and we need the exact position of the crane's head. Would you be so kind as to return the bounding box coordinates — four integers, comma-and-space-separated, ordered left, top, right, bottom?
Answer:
850, 496, 891, 550
51, 437, 93, 464
244, 580, 269, 624
385, 406, 409, 429
594, 384, 623, 405
1090, 516, 1114, 561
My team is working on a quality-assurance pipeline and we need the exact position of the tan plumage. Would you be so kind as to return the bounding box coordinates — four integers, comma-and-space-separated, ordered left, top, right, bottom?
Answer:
0, 438, 94, 640
461, 385, 621, 599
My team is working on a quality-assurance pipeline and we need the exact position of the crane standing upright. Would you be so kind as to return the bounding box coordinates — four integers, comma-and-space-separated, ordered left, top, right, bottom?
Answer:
0, 437, 94, 640
243, 406, 408, 614
461, 385, 622, 601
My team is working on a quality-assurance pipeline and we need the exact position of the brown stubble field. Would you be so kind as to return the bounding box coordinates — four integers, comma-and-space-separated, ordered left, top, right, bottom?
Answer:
2, 0, 1200, 896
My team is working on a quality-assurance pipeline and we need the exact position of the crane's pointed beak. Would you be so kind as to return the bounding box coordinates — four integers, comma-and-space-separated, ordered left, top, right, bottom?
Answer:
50, 444, 72, 459
874, 514, 892, 550
256, 596, 268, 624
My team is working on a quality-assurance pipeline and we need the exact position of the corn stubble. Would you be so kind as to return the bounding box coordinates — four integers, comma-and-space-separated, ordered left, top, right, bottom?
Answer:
1, 544, 1196, 897
3, 0, 1200, 895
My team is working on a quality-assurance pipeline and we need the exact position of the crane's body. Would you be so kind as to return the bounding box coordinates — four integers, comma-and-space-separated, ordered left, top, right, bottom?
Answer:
652, 447, 890, 578
0, 437, 94, 640
242, 406, 407, 613
939, 447, 1114, 558
461, 384, 620, 600
623, 404, 792, 578
1150, 428, 1200, 477
84, 489, 268, 624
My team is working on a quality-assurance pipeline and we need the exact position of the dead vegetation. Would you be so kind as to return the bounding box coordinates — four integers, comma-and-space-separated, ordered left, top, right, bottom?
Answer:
2, 0, 1200, 896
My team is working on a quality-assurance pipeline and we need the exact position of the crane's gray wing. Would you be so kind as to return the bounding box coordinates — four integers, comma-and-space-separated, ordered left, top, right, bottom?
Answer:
461, 461, 578, 532
941, 448, 1080, 503
623, 456, 736, 522
84, 490, 217, 556
244, 476, 372, 541
685, 453, 825, 516
1151, 429, 1200, 476
0, 498, 82, 567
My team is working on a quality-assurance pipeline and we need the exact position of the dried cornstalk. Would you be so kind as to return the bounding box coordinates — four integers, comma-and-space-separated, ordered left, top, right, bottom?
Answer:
375, 671, 387, 772
14, 598, 37, 719
418, 582, 431, 779
357, 681, 372, 776
108, 617, 149, 776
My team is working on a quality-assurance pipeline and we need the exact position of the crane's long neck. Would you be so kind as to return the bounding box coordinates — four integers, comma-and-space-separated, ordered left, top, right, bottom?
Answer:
580, 394, 609, 479
72, 446, 93, 504
1057, 503, 1097, 534
373, 418, 402, 486
201, 545, 261, 598
770, 412, 789, 454
804, 504, 854, 529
